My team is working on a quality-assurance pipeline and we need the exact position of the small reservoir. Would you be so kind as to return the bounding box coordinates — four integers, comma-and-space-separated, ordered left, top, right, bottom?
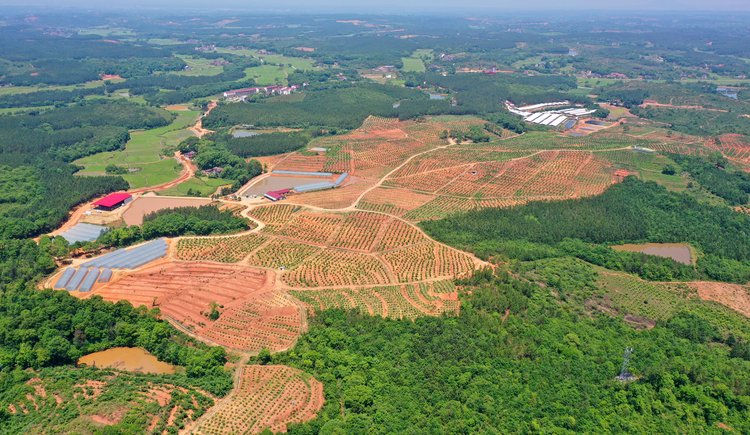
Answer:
232, 130, 261, 138
611, 243, 691, 265
78, 347, 176, 374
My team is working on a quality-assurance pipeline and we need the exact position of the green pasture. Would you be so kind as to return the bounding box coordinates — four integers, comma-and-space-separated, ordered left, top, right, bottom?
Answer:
245, 64, 294, 86
157, 176, 229, 197
219, 49, 318, 70
74, 110, 199, 189
171, 55, 225, 77
401, 57, 425, 72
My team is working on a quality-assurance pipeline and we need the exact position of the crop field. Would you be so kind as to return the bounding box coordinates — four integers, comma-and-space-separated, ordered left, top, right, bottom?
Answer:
282, 250, 391, 287
247, 239, 321, 269
330, 211, 391, 251
248, 203, 298, 228
274, 153, 327, 172
358, 187, 436, 216
598, 271, 685, 321
639, 130, 703, 145
194, 365, 324, 435
289, 281, 460, 319
381, 242, 476, 282
376, 219, 428, 251
78, 262, 301, 352
403, 196, 476, 220
385, 165, 471, 192
289, 180, 372, 209
277, 213, 343, 245
713, 134, 750, 163
175, 234, 269, 263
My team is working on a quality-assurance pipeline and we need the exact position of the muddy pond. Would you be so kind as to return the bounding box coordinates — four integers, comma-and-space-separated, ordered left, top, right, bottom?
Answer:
123, 196, 214, 226
78, 347, 176, 374
611, 243, 691, 265
242, 176, 330, 197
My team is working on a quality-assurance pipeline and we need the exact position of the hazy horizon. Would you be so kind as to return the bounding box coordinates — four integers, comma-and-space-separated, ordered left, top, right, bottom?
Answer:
1, 0, 750, 13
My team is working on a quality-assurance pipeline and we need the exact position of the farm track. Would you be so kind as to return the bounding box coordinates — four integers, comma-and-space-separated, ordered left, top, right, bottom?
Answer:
185, 356, 248, 434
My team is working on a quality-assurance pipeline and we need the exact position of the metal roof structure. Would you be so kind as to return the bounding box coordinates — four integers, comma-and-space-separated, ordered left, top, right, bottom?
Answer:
273, 170, 333, 177
79, 269, 100, 292
54, 268, 76, 289
293, 173, 349, 193
56, 223, 106, 244
82, 238, 168, 269
66, 268, 89, 291
92, 193, 132, 208
98, 269, 113, 283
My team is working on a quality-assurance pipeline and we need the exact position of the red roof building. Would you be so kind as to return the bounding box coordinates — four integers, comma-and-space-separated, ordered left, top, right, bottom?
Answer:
264, 189, 290, 201
92, 193, 132, 211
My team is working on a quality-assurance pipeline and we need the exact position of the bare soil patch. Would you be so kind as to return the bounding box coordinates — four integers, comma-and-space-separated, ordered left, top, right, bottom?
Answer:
688, 281, 750, 318
165, 105, 190, 111
78, 262, 302, 352
101, 74, 123, 80
123, 196, 214, 226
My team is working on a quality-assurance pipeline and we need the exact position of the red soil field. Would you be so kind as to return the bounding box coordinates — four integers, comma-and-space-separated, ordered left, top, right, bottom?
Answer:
194, 365, 323, 435
78, 262, 302, 352
710, 134, 750, 163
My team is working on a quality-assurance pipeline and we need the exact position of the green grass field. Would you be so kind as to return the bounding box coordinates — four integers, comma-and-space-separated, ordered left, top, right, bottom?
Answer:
171, 55, 225, 77
157, 176, 229, 197
245, 64, 294, 86
74, 110, 199, 189
401, 57, 425, 72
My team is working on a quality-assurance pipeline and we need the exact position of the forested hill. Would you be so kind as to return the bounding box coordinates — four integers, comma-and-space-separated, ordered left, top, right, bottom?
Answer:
422, 177, 750, 283
0, 99, 174, 240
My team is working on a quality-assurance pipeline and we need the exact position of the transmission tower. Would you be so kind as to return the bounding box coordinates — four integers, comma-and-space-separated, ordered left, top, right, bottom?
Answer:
616, 347, 634, 382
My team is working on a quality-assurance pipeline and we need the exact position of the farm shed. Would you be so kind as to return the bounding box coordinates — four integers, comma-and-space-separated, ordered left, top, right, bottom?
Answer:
265, 189, 290, 201
92, 193, 132, 211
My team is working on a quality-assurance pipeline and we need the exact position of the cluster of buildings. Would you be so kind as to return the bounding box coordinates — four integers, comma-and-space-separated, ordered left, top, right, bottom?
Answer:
578, 71, 629, 79
195, 45, 216, 52
261, 171, 349, 202
223, 84, 306, 101
506, 101, 596, 129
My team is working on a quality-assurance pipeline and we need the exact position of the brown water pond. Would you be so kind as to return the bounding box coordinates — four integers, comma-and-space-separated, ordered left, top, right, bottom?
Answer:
123, 197, 214, 226
242, 176, 330, 197
78, 347, 176, 374
611, 243, 691, 265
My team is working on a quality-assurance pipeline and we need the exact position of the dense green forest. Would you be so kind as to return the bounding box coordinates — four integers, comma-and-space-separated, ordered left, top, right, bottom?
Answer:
423, 177, 750, 283
97, 203, 251, 247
